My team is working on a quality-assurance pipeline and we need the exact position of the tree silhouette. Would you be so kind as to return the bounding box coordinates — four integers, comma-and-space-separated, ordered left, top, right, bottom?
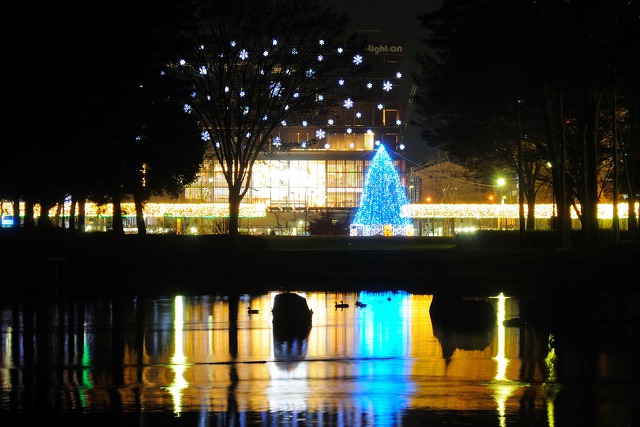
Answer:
414, 0, 640, 246
351, 144, 413, 236
170, 0, 365, 247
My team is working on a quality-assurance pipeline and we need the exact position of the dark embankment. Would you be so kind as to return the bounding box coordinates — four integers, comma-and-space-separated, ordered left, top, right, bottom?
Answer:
1, 230, 638, 305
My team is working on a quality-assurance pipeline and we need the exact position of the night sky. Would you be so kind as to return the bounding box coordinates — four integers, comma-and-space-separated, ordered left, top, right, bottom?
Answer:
330, 0, 443, 165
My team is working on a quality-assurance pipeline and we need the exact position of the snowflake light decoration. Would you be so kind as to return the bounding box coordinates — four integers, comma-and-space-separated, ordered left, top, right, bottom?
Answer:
316, 129, 326, 139
343, 98, 354, 109
353, 54, 363, 65
383, 80, 393, 92
239, 49, 248, 60
270, 82, 282, 96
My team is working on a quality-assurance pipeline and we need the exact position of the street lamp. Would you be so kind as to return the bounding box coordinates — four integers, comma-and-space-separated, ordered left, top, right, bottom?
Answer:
497, 178, 506, 204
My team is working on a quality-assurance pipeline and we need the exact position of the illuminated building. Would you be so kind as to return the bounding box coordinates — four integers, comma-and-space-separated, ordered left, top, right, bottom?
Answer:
180, 32, 412, 235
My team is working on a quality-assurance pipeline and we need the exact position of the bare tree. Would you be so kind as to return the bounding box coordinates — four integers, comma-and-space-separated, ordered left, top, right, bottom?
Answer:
170, 0, 365, 248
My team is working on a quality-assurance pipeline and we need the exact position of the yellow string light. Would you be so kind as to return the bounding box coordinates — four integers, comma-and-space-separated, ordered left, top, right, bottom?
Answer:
2, 202, 637, 220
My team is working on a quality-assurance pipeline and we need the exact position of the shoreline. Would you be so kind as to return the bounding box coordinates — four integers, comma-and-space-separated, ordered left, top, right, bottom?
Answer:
1, 231, 637, 299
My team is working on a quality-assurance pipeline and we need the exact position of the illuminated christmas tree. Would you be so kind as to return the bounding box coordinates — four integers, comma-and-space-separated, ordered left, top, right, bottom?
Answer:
350, 144, 413, 236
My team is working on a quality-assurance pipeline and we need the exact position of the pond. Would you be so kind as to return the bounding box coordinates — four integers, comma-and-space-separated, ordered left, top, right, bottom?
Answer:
1, 289, 638, 426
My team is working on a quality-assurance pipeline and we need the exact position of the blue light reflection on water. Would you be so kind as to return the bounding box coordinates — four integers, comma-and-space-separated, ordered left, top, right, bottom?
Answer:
352, 291, 414, 426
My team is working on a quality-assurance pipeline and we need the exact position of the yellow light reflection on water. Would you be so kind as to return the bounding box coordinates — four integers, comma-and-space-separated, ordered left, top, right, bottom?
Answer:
494, 293, 508, 381
166, 295, 188, 415
490, 293, 522, 427
2, 326, 12, 391
544, 334, 559, 427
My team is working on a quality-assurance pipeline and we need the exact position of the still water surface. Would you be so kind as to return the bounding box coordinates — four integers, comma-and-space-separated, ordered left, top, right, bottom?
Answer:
1, 289, 638, 426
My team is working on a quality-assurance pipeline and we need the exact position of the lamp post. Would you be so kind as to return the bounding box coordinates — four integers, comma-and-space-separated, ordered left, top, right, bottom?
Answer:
497, 178, 506, 204
497, 178, 505, 230
305, 190, 313, 235
291, 191, 296, 235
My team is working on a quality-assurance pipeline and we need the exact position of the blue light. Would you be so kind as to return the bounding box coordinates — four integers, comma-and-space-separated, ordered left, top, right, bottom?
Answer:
351, 144, 413, 236
351, 291, 414, 425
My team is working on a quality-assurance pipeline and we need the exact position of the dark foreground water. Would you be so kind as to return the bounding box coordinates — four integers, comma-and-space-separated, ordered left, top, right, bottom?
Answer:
1, 289, 638, 426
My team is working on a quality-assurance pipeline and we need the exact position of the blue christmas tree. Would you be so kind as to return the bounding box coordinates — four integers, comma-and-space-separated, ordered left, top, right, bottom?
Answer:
351, 144, 413, 236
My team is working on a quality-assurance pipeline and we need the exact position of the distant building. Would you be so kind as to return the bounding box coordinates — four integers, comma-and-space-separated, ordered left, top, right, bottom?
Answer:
408, 160, 489, 205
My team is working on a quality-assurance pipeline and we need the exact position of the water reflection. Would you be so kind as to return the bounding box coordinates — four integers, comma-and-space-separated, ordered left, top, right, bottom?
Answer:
0, 290, 637, 426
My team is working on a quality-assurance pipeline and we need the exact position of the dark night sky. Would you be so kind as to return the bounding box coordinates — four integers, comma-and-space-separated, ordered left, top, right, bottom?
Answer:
329, 0, 444, 164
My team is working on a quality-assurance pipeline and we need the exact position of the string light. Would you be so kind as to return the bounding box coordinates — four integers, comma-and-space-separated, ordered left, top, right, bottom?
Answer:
351, 144, 413, 236
2, 203, 635, 223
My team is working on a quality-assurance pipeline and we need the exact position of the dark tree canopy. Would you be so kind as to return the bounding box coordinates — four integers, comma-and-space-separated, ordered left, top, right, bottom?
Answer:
3, 1, 206, 233
413, 0, 640, 245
